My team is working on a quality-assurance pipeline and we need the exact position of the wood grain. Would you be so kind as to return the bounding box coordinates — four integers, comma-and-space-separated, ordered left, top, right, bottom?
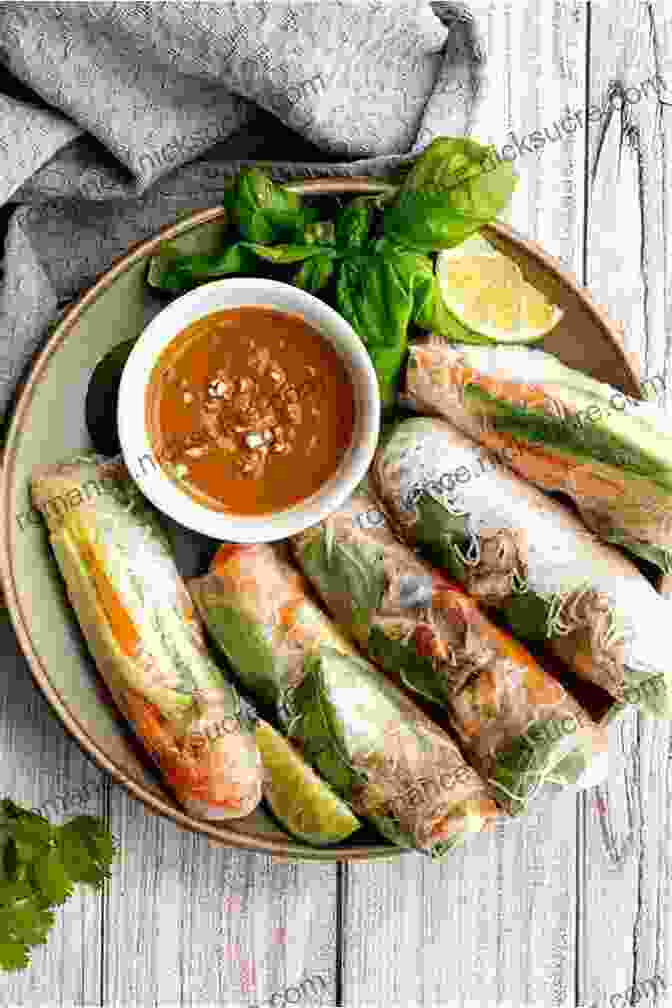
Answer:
103, 790, 339, 1006
578, 3, 672, 1005
345, 3, 590, 1005
0, 4, 670, 1005
0, 611, 105, 1006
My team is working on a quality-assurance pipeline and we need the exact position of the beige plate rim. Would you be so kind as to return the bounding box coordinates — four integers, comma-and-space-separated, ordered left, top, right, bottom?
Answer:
0, 177, 640, 860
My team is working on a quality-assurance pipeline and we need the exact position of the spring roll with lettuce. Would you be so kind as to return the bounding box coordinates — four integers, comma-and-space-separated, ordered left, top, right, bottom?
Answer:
374, 418, 672, 717
403, 342, 672, 574
31, 456, 262, 821
291, 493, 607, 813
189, 543, 500, 856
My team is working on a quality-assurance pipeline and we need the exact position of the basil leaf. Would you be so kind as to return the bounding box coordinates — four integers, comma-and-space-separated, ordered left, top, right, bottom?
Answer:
293, 255, 335, 292
243, 242, 337, 265
414, 492, 470, 582
299, 529, 386, 632
231, 167, 317, 243
146, 241, 262, 291
368, 625, 450, 707
335, 198, 374, 249
603, 531, 672, 576
499, 591, 552, 643
334, 240, 439, 407
383, 137, 517, 252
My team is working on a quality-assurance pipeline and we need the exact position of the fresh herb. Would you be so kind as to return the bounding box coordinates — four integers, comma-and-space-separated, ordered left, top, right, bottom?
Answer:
489, 719, 586, 815
335, 238, 448, 406
146, 140, 517, 408
224, 166, 318, 243
0, 799, 116, 971
298, 529, 386, 638
368, 625, 450, 707
500, 591, 552, 643
382, 137, 517, 252
603, 531, 672, 576
414, 492, 471, 582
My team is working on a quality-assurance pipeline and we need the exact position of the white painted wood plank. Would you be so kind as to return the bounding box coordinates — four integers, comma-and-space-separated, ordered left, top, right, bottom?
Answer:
578, 2, 672, 1005
346, 793, 581, 1008
0, 611, 104, 1007
104, 790, 338, 1007
344, 4, 589, 1005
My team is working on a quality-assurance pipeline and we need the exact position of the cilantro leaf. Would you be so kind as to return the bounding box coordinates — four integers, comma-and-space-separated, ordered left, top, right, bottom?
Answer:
0, 799, 116, 971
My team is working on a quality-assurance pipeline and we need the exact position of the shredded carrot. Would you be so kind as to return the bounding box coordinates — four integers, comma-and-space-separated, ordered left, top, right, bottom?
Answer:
474, 664, 499, 710
432, 578, 470, 602
211, 542, 256, 574
123, 691, 173, 751
77, 532, 141, 658
278, 599, 307, 629
163, 759, 242, 808
460, 718, 483, 739
487, 622, 542, 678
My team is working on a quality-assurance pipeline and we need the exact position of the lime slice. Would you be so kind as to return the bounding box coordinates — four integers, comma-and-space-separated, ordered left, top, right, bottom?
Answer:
255, 721, 360, 846
436, 235, 564, 344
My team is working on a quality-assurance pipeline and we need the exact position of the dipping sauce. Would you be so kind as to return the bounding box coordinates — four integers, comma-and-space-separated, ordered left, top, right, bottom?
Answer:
146, 306, 355, 515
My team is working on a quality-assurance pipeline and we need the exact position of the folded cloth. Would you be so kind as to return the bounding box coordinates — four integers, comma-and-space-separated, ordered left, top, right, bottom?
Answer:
0, 0, 483, 419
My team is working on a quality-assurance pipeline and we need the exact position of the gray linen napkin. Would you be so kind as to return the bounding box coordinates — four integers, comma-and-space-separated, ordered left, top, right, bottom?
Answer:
0, 0, 483, 418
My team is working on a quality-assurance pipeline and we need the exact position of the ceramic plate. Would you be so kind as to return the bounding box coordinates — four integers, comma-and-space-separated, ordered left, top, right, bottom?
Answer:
0, 179, 642, 861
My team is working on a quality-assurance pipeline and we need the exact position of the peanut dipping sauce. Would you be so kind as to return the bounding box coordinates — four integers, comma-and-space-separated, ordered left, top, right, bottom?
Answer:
145, 306, 355, 515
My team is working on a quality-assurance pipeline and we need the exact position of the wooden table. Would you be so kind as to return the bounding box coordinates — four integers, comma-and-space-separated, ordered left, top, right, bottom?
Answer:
1, 2, 671, 1005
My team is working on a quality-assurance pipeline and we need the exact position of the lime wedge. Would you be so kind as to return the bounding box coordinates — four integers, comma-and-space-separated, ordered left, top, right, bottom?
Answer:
436, 235, 564, 344
255, 721, 360, 846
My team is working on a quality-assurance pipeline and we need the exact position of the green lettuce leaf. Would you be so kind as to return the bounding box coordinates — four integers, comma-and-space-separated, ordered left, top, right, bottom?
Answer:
489, 718, 586, 815
464, 384, 672, 492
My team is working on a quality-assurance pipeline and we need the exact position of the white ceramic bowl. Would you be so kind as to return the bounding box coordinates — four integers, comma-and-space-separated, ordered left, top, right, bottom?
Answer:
117, 278, 381, 542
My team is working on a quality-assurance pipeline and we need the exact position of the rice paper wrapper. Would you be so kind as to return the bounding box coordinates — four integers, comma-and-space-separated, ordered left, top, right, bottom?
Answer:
31, 455, 262, 820
189, 543, 500, 856
403, 342, 672, 575
373, 417, 672, 718
292, 492, 607, 813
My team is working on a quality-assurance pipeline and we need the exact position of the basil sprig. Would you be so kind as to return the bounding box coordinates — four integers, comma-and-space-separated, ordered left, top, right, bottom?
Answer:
147, 139, 517, 407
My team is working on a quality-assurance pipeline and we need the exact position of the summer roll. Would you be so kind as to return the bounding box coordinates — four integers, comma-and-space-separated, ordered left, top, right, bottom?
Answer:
403, 342, 672, 574
189, 543, 500, 856
31, 456, 262, 821
291, 493, 607, 813
374, 417, 672, 717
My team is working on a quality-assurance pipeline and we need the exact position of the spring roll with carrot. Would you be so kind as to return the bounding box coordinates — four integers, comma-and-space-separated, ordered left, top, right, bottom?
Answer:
291, 492, 607, 812
374, 417, 672, 717
403, 342, 672, 574
31, 456, 262, 820
189, 543, 500, 856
